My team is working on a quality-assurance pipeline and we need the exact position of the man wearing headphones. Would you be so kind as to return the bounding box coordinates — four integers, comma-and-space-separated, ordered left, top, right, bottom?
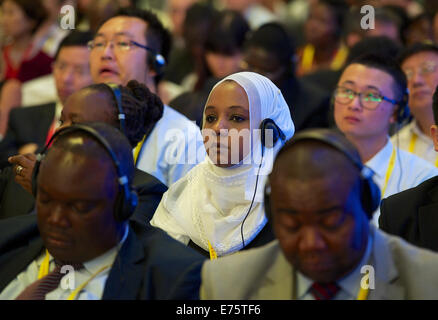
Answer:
332, 53, 438, 226
200, 128, 438, 300
88, 7, 206, 187
0, 123, 205, 300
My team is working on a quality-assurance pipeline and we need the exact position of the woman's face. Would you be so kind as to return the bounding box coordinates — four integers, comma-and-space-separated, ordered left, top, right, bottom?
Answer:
203, 80, 251, 167
205, 51, 243, 79
305, 2, 337, 46
1, 0, 36, 38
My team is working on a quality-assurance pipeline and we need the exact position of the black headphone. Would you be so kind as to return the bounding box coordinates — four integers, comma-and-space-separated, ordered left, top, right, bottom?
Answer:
31, 124, 138, 222
146, 47, 166, 76
264, 129, 381, 222
260, 118, 286, 149
240, 118, 286, 247
104, 83, 126, 135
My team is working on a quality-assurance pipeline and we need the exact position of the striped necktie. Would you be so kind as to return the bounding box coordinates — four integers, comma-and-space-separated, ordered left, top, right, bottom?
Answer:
310, 282, 340, 300
16, 261, 84, 300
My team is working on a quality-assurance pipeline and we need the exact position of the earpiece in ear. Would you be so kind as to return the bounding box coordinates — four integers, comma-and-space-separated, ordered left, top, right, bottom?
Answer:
260, 118, 286, 148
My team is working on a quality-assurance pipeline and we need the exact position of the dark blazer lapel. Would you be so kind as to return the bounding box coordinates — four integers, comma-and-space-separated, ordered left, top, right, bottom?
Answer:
102, 227, 145, 300
0, 237, 44, 292
418, 185, 438, 251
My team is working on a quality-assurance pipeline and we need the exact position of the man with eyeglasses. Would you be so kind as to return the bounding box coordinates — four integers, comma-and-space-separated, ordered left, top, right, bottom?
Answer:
88, 8, 206, 187
392, 43, 438, 166
333, 53, 438, 226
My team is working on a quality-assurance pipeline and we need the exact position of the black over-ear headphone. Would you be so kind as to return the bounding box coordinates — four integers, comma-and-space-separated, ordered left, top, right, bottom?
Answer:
104, 83, 126, 135
260, 118, 286, 149
264, 129, 381, 222
240, 118, 286, 247
147, 49, 166, 75
32, 124, 138, 222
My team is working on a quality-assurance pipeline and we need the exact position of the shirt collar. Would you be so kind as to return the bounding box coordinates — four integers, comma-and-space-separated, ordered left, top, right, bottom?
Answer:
45, 224, 129, 275
54, 100, 63, 130
365, 138, 393, 179
296, 231, 373, 300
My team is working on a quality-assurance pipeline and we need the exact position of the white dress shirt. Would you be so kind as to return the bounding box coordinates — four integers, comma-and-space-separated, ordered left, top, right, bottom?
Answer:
135, 105, 206, 187
21, 74, 57, 107
366, 139, 438, 226
0, 225, 128, 300
391, 120, 437, 166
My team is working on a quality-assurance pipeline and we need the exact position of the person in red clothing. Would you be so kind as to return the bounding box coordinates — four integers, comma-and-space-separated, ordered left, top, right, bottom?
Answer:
0, 0, 55, 137
1, 0, 53, 83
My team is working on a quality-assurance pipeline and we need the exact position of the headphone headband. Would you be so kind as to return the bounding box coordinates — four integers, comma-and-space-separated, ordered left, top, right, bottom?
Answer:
33, 123, 138, 221
267, 128, 381, 219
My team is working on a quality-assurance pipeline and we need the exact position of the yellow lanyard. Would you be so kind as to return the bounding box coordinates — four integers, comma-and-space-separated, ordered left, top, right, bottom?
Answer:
38, 250, 111, 300
66, 264, 111, 300
207, 241, 217, 260
301, 44, 348, 73
381, 147, 396, 199
357, 286, 369, 300
133, 134, 147, 165
38, 249, 51, 279
409, 133, 438, 167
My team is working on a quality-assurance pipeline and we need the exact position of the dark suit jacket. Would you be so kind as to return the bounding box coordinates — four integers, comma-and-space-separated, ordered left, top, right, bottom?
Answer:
0, 103, 56, 169
0, 167, 167, 223
0, 214, 206, 299
379, 176, 438, 252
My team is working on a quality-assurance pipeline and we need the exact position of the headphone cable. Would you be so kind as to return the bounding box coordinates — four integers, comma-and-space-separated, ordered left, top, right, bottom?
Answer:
240, 141, 265, 248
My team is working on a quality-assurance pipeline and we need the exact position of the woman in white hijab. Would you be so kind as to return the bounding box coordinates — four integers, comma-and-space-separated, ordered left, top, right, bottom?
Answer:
150, 72, 295, 258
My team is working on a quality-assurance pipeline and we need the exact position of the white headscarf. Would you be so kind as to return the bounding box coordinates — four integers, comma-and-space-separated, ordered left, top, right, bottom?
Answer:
150, 72, 294, 256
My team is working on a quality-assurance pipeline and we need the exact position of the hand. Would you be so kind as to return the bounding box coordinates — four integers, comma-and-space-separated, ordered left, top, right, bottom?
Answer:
8, 153, 37, 195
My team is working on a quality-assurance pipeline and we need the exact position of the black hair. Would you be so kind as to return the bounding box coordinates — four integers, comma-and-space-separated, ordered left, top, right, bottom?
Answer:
5, 0, 48, 34
183, 2, 219, 91
54, 30, 95, 61
348, 53, 407, 105
318, 0, 349, 39
381, 5, 409, 44
204, 10, 249, 56
86, 80, 164, 147
345, 36, 402, 66
244, 22, 296, 75
112, 7, 172, 84
397, 42, 438, 65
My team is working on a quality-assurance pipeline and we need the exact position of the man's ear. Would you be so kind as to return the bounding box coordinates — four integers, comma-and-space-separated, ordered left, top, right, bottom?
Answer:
430, 125, 438, 151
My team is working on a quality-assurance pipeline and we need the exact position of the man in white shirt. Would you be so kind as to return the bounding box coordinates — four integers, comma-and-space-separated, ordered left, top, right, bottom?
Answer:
333, 53, 438, 226
0, 123, 205, 300
391, 43, 438, 166
88, 7, 205, 186
200, 129, 438, 300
